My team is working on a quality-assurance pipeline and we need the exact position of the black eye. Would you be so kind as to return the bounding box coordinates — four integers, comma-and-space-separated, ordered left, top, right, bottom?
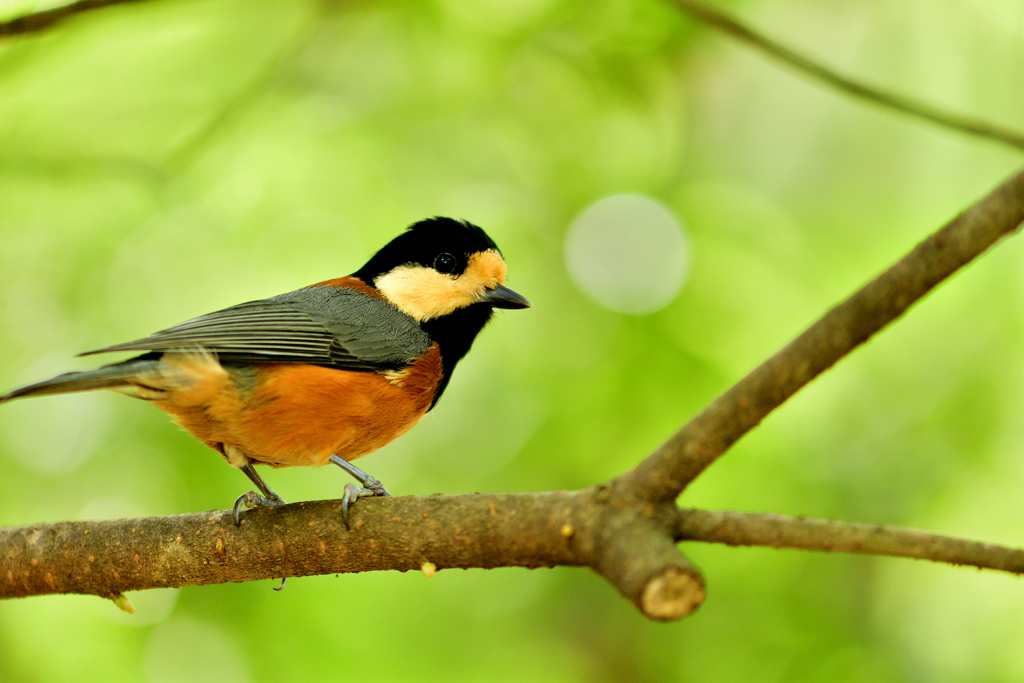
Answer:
433, 252, 458, 274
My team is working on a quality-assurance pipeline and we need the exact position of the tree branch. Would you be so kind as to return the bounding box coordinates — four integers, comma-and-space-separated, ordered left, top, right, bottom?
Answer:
6, 490, 1024, 620
0, 494, 585, 597
0, 0, 151, 38
621, 166, 1024, 503
0, 489, 706, 621
677, 509, 1024, 574
669, 0, 1024, 151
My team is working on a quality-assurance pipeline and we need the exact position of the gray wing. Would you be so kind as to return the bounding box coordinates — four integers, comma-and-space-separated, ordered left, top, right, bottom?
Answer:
80, 286, 433, 372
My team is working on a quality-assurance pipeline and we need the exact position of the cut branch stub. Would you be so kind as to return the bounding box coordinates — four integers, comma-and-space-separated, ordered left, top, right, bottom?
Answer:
587, 485, 706, 620
594, 526, 706, 621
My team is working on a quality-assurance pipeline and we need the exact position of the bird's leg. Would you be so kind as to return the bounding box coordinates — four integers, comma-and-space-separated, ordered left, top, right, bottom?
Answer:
233, 462, 289, 591
329, 454, 390, 529
330, 455, 391, 495
233, 463, 288, 527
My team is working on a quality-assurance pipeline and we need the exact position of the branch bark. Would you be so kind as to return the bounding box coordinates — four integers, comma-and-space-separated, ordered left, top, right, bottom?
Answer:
0, 489, 707, 621
669, 0, 1024, 151
0, 494, 586, 596
5, 491, 1023, 618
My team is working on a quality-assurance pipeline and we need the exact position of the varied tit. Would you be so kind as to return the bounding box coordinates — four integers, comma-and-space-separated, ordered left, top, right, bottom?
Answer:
1, 217, 530, 529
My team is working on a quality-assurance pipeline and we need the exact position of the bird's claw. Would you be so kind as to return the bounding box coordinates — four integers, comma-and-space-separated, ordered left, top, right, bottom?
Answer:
362, 474, 391, 498
232, 489, 287, 527
232, 491, 289, 590
341, 482, 390, 530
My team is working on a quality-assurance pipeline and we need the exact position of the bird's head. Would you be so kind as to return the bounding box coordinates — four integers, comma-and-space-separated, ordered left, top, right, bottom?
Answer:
354, 217, 530, 322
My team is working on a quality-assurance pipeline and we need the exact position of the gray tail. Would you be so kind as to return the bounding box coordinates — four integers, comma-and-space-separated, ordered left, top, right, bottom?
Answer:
0, 360, 161, 403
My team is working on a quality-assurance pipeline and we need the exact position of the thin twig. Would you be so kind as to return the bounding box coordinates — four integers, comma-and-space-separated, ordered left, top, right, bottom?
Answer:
670, 0, 1024, 151
620, 166, 1024, 502
677, 508, 1024, 574
0, 0, 151, 38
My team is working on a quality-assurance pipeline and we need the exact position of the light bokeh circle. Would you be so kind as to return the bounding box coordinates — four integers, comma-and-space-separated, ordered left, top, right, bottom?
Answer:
565, 194, 689, 315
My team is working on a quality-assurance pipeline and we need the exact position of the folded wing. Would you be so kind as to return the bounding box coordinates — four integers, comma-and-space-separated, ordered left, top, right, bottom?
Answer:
80, 286, 432, 372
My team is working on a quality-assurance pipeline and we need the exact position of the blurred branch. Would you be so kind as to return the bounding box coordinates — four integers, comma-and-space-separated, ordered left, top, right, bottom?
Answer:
677, 509, 1024, 574
669, 0, 1024, 151
0, 0, 150, 38
622, 166, 1024, 502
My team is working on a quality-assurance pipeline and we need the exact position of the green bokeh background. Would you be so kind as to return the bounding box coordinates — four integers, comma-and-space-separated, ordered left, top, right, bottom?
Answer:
2, 0, 1024, 681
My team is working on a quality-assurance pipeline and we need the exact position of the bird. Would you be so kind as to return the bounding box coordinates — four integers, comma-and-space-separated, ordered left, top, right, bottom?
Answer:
0, 217, 530, 529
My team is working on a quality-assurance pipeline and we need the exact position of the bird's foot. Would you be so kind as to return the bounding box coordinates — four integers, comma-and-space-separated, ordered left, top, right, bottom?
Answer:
329, 454, 391, 529
341, 482, 390, 530
232, 490, 287, 527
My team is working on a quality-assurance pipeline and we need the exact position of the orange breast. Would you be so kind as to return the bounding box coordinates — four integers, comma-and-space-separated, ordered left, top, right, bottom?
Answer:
152, 345, 442, 468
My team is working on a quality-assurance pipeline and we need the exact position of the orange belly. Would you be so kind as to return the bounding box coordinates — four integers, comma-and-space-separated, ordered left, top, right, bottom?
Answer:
145, 347, 441, 468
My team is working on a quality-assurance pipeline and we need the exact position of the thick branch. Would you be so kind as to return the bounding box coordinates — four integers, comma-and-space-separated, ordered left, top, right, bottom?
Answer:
622, 166, 1024, 502
0, 489, 706, 620
0, 0, 151, 38
676, 508, 1024, 574
7, 493, 1024, 615
0, 493, 585, 596
669, 0, 1024, 151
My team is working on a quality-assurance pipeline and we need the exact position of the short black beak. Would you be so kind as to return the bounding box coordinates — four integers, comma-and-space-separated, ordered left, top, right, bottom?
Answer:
480, 284, 531, 309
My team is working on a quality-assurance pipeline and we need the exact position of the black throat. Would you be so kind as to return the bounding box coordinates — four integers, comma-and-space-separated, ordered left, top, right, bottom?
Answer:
421, 303, 494, 409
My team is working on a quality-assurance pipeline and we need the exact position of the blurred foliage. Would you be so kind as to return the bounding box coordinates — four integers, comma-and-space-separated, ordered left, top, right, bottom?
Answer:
1, 0, 1024, 681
